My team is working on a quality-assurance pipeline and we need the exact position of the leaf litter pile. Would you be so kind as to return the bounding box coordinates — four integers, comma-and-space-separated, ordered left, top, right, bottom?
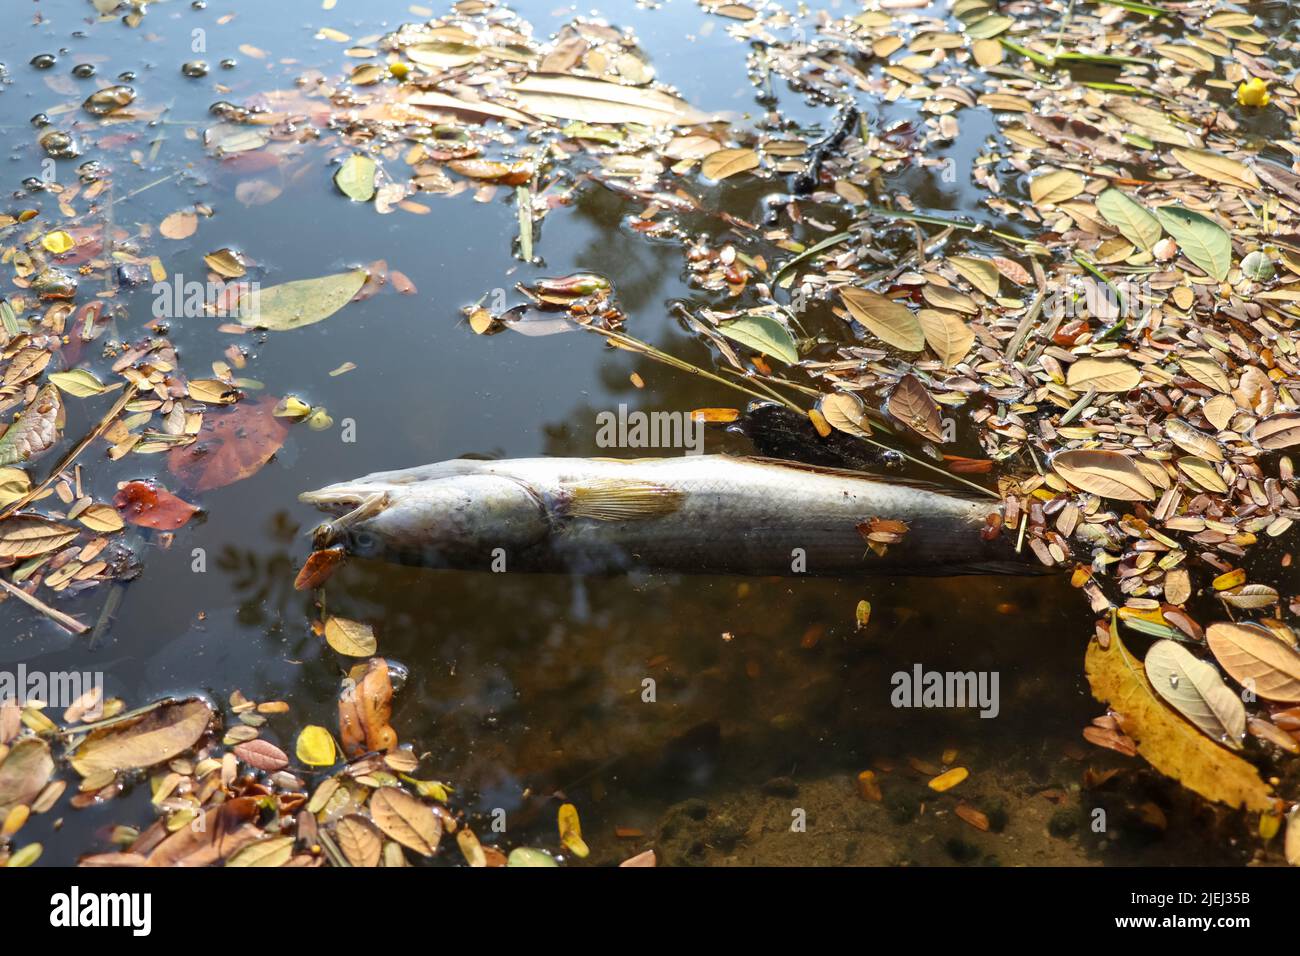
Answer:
8, 0, 1300, 866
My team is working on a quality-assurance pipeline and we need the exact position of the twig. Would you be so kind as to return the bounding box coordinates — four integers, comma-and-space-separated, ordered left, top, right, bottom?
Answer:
0, 576, 88, 634
0, 384, 139, 521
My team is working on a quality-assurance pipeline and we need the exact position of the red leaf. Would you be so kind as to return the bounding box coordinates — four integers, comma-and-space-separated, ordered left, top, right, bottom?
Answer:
167, 398, 289, 493
294, 548, 345, 591
114, 480, 200, 530
232, 738, 289, 773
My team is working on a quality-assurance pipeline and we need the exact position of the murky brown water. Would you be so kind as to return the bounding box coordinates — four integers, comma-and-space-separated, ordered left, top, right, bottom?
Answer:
0, 0, 1263, 866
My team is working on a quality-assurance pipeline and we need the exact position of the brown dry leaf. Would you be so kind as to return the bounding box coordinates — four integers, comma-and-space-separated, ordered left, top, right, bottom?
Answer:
1029, 169, 1085, 206
948, 256, 1000, 296
1051, 449, 1156, 501
1066, 356, 1140, 393
886, 374, 944, 442
0, 384, 61, 467
1171, 147, 1259, 192
818, 391, 872, 439
1206, 622, 1300, 702
1180, 352, 1230, 392
369, 787, 442, 856
1144, 640, 1245, 749
145, 796, 262, 866
1251, 413, 1300, 450
840, 288, 925, 352
294, 547, 345, 590
701, 148, 759, 180
324, 616, 377, 657
0, 738, 53, 816
0, 516, 78, 558
232, 738, 289, 772
71, 698, 212, 776
335, 814, 383, 867
159, 209, 198, 240
338, 657, 396, 756
1165, 419, 1223, 461
167, 398, 289, 493
1085, 632, 1273, 812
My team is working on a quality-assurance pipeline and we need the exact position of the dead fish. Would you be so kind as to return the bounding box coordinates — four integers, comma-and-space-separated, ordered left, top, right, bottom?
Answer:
300, 455, 1038, 577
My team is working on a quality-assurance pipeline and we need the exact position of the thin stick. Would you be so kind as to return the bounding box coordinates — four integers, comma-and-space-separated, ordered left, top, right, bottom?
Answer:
0, 384, 139, 521
0, 576, 88, 634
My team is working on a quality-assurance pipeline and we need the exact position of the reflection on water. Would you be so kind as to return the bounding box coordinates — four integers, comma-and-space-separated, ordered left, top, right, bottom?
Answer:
0, 0, 1259, 865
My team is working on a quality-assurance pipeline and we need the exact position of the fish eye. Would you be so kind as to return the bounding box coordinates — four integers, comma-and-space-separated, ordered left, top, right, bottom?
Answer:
353, 531, 380, 555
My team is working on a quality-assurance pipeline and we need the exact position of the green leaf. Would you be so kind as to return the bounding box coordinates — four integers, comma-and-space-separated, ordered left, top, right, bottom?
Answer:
1095, 188, 1162, 251
965, 14, 1014, 38
715, 313, 799, 365
334, 155, 377, 202
238, 270, 368, 332
1153, 205, 1232, 281
48, 369, 119, 398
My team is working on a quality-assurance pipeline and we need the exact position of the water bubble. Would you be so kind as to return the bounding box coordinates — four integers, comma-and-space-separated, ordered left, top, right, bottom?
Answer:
29, 113, 50, 128
181, 60, 209, 78
83, 85, 136, 116
1168, 674, 1179, 689
39, 130, 79, 159
118, 70, 136, 82
72, 63, 97, 79
219, 58, 237, 70
30, 54, 56, 69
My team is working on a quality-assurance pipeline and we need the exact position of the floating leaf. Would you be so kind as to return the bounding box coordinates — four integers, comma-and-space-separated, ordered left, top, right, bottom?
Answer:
226, 836, 294, 868
0, 738, 53, 816
1206, 622, 1300, 702
1179, 351, 1230, 392
71, 698, 212, 777
324, 616, 377, 657
1144, 640, 1245, 749
818, 392, 872, 439
558, 802, 590, 858
1153, 205, 1232, 281
113, 481, 200, 531
504, 73, 708, 126
1176, 456, 1228, 494
1251, 413, 1300, 450
701, 148, 759, 180
79, 503, 124, 533
48, 370, 112, 398
334, 154, 377, 201
167, 398, 289, 493
370, 787, 441, 856
886, 374, 944, 443
1171, 147, 1259, 192
159, 209, 198, 240
1052, 449, 1156, 501
916, 309, 974, 367
232, 739, 289, 772
1165, 419, 1223, 461
948, 256, 1000, 296
335, 815, 383, 867
338, 657, 396, 756
928, 767, 968, 792
840, 288, 925, 352
507, 847, 559, 867
237, 269, 367, 332
203, 248, 247, 278
295, 725, 338, 766
0, 384, 61, 467
1029, 169, 1085, 206
1086, 632, 1272, 812
715, 313, 798, 365
1095, 189, 1162, 251
1066, 356, 1140, 393
0, 516, 79, 559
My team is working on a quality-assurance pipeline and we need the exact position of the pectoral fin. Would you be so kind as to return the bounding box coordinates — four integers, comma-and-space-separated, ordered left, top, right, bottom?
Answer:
560, 479, 684, 521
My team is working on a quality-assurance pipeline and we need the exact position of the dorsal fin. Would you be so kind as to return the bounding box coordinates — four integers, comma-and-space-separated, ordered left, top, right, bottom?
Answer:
738, 455, 997, 502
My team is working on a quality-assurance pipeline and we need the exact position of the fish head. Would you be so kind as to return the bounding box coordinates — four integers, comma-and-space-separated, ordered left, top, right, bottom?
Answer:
300, 471, 550, 567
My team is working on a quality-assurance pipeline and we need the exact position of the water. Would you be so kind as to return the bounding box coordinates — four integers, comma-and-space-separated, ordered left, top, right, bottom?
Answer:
0, 0, 1255, 865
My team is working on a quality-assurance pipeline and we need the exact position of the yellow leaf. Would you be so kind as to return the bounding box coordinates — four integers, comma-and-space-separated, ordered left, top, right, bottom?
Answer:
928, 767, 968, 792
1029, 169, 1085, 206
701, 148, 760, 180
295, 725, 337, 766
41, 231, 75, 255
1085, 632, 1274, 812
324, 616, 377, 657
558, 802, 589, 858
1052, 449, 1156, 501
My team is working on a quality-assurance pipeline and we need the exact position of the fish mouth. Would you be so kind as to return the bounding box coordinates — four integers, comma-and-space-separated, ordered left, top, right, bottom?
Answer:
299, 484, 377, 516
